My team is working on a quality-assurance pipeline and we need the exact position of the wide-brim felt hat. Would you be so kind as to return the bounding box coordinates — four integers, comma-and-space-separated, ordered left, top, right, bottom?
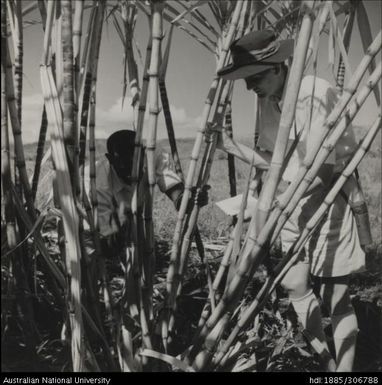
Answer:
217, 30, 294, 80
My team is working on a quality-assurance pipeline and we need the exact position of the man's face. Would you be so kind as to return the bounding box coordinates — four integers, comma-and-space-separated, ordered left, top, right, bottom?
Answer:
245, 65, 285, 98
108, 150, 134, 184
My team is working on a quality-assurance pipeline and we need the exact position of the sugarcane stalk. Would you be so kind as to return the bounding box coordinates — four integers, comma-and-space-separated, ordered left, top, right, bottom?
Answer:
225, 102, 237, 199
165, 7, 242, 343
228, 155, 255, 275
12, 0, 32, 297
158, 23, 207, 265
79, 0, 95, 89
145, 3, 163, 232
158, 24, 182, 179
40, 2, 85, 368
41, 64, 85, 371
31, 107, 48, 203
214, 113, 381, 369
73, 0, 84, 98
120, 2, 140, 109
37, 0, 47, 29
6, 0, 15, 48
4, 37, 36, 222
138, 195, 154, 361
116, 321, 137, 372
118, 8, 151, 352
355, 0, 381, 105
166, 79, 233, 343
128, 18, 152, 359
52, 1, 64, 101
306, 2, 330, 71
251, 92, 262, 196
62, 0, 79, 195
176, 78, 230, 273
186, 85, 243, 367
255, 1, 316, 234
11, 179, 115, 370
14, 0, 22, 124
137, 0, 164, 359
328, 4, 352, 77
81, 4, 106, 358
1, 0, 18, 339
146, 0, 164, 199
142, 188, 155, 318
131, 31, 151, 184
236, 0, 249, 39
79, 289, 117, 371
78, 5, 97, 197
62, 4, 94, 369
164, 0, 243, 343
88, 0, 105, 230
335, 5, 355, 93
71, 0, 84, 192
195, 154, 256, 335
245, 0, 257, 34
4, 0, 32, 216
11, 184, 66, 289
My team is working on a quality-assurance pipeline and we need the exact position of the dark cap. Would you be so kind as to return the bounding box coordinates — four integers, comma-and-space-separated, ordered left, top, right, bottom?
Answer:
107, 130, 136, 155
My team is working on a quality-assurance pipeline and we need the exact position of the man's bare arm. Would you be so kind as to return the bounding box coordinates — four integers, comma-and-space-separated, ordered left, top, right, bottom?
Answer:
216, 129, 271, 170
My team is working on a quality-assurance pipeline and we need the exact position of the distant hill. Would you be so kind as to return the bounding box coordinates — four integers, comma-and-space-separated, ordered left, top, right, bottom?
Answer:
21, 125, 381, 162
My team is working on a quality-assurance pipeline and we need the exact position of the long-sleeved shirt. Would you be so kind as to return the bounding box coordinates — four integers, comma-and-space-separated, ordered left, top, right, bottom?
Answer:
85, 147, 182, 237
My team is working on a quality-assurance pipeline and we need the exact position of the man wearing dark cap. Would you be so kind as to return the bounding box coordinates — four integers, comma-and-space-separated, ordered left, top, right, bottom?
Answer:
216, 30, 364, 372
94, 130, 186, 237
84, 129, 208, 259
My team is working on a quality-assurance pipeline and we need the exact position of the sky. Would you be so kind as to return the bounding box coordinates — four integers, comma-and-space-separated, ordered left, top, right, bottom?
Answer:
19, 0, 382, 144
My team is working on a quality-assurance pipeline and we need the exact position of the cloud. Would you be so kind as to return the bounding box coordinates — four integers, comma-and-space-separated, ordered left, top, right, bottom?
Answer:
94, 96, 201, 141
20, 93, 202, 143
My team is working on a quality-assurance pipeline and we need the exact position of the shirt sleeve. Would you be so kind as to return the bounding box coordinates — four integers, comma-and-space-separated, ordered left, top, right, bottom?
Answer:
283, 76, 336, 183
154, 147, 183, 193
88, 159, 120, 237
97, 186, 120, 237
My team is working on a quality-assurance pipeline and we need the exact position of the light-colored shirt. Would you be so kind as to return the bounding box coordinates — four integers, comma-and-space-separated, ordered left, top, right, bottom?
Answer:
85, 147, 182, 237
217, 76, 358, 176
282, 75, 358, 182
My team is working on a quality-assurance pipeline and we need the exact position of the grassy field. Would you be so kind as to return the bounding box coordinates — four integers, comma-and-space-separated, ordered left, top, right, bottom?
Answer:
24, 129, 381, 242
7, 130, 380, 372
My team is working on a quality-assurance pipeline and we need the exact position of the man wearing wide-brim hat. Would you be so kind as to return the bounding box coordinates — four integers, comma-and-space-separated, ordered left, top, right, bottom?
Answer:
215, 29, 366, 372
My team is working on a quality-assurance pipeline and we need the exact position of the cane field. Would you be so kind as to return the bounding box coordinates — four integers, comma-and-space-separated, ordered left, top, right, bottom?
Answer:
2, 0, 382, 374
3, 131, 381, 372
